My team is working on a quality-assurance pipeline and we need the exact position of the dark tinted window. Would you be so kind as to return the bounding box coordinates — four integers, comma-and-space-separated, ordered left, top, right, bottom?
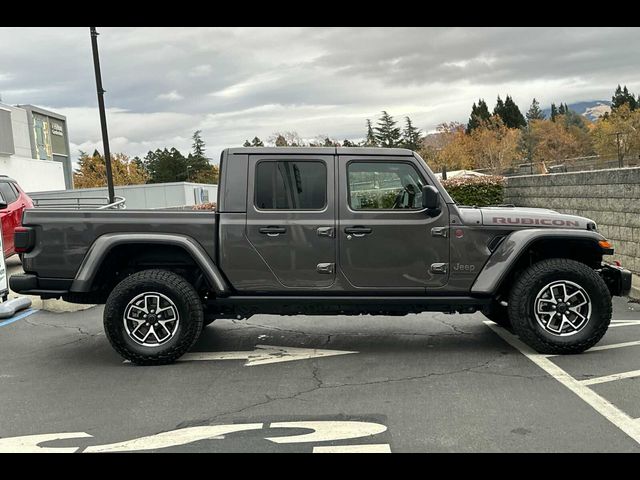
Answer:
0, 182, 18, 204
348, 162, 425, 210
9, 182, 20, 197
255, 161, 327, 210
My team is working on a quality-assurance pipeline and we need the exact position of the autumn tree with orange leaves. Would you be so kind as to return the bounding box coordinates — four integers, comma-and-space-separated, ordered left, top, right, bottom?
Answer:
73, 151, 147, 189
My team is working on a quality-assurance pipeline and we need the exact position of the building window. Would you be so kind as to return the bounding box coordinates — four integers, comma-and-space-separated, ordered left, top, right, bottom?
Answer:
255, 161, 327, 210
33, 114, 52, 160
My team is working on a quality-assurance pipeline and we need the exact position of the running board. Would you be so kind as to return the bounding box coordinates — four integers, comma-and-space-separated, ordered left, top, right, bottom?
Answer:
212, 295, 490, 316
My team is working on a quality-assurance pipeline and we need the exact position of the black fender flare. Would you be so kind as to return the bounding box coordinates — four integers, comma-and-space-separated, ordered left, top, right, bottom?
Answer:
70, 233, 230, 295
471, 228, 607, 295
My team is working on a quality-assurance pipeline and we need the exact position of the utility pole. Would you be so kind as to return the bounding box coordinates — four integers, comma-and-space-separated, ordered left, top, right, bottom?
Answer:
90, 27, 115, 203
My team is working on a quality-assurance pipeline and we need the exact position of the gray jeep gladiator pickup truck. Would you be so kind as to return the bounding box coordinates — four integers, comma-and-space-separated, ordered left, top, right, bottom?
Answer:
10, 147, 632, 364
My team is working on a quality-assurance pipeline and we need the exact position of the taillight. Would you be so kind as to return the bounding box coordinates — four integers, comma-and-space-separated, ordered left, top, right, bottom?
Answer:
14, 226, 35, 253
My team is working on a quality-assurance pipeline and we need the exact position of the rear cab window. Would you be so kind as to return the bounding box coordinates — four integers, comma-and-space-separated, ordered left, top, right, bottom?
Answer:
255, 160, 327, 210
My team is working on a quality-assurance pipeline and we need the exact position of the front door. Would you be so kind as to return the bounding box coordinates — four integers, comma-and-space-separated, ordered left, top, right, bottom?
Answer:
338, 156, 450, 290
245, 155, 336, 288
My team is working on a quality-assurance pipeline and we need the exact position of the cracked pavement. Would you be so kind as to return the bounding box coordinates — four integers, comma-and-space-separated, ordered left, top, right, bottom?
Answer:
1, 298, 640, 452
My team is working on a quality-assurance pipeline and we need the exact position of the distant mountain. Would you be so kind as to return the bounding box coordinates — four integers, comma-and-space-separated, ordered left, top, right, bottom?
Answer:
542, 100, 612, 121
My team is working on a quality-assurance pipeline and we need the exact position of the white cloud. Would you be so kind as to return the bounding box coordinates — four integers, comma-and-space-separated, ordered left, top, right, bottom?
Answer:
188, 64, 212, 77
156, 90, 184, 101
2, 27, 640, 169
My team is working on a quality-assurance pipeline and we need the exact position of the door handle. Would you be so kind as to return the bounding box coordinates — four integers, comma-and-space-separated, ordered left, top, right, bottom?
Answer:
344, 226, 372, 237
317, 226, 335, 238
259, 226, 287, 236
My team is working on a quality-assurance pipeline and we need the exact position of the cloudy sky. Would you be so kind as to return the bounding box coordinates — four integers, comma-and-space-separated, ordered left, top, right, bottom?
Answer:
1, 27, 639, 166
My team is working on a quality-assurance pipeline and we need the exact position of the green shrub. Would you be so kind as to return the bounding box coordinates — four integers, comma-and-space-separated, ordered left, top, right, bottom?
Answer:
441, 175, 505, 207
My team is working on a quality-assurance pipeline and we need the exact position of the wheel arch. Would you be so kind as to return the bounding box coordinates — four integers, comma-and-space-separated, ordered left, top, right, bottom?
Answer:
471, 228, 608, 297
70, 233, 230, 296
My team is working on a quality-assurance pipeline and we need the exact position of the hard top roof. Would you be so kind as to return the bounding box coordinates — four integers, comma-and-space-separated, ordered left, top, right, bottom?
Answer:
225, 146, 414, 157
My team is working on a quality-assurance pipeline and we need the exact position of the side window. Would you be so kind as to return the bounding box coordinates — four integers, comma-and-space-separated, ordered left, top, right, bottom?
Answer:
348, 162, 426, 210
9, 182, 20, 197
255, 161, 327, 210
0, 182, 18, 204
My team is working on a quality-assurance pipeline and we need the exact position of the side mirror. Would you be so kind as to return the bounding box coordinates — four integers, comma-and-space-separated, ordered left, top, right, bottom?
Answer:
422, 185, 440, 210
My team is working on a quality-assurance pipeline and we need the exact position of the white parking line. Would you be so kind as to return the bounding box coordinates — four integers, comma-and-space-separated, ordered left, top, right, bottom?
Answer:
313, 444, 391, 453
580, 369, 640, 386
609, 322, 640, 328
544, 339, 640, 357
484, 321, 640, 445
587, 340, 640, 352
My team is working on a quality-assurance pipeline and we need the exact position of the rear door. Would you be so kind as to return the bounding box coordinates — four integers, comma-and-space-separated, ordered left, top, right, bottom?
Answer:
245, 154, 336, 288
337, 155, 450, 290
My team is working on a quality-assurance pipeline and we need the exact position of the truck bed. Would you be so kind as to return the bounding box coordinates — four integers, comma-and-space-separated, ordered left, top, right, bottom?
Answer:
21, 209, 217, 280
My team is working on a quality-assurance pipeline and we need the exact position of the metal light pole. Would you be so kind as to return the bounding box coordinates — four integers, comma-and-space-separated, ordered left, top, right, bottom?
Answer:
90, 27, 115, 204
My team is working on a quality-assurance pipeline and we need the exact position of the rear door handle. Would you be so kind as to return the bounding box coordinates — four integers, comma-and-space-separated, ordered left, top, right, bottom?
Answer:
259, 226, 287, 236
344, 226, 372, 237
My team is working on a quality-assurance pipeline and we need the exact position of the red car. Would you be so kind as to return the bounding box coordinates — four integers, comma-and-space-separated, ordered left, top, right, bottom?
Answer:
0, 176, 34, 258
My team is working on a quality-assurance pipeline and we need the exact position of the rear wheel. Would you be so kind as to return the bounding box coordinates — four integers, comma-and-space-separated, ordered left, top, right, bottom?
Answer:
508, 258, 611, 354
104, 269, 203, 365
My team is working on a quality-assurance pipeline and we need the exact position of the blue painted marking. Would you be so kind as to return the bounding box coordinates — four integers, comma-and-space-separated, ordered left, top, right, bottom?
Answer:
0, 308, 38, 327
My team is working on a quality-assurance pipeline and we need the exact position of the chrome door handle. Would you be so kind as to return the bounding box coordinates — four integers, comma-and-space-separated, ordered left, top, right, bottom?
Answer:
317, 226, 335, 238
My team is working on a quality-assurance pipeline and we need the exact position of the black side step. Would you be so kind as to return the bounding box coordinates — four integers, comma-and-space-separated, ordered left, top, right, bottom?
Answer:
213, 295, 490, 316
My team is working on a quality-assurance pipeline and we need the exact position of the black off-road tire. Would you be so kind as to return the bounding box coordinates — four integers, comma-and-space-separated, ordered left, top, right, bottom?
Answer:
104, 269, 203, 365
508, 258, 612, 354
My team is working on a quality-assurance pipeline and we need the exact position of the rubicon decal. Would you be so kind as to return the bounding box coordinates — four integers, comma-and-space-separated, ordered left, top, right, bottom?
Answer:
492, 217, 580, 227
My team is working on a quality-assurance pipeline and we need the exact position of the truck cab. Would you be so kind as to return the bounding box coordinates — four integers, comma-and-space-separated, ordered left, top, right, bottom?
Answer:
218, 147, 451, 294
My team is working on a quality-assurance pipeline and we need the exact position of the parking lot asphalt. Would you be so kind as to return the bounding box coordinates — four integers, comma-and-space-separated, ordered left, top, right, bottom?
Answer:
1, 297, 640, 452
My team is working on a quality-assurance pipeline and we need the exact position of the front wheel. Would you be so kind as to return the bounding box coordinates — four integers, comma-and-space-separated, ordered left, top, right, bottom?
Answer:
104, 269, 203, 365
508, 259, 612, 354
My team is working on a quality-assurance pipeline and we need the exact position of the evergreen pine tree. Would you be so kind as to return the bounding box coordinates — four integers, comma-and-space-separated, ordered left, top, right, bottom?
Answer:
612, 84, 637, 111
374, 111, 402, 147
243, 140, 251, 147
493, 95, 506, 121
251, 136, 264, 147
364, 119, 378, 146
550, 103, 558, 121
466, 99, 491, 133
401, 116, 423, 151
192, 130, 206, 157
526, 98, 545, 123
502, 95, 527, 129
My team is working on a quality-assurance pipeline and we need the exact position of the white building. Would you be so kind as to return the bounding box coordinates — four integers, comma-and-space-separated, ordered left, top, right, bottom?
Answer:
0, 102, 72, 192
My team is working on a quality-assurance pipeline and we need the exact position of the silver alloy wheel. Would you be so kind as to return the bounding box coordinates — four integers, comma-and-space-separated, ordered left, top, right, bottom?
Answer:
123, 292, 180, 347
534, 280, 592, 336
